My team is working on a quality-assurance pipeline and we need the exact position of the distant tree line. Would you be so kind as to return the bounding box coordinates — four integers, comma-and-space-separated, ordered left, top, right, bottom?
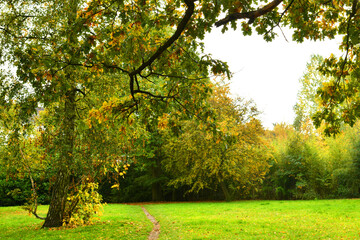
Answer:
2, 121, 360, 205
2, 69, 360, 205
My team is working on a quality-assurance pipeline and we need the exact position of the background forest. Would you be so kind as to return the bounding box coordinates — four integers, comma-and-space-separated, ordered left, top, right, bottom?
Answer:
1, 55, 360, 206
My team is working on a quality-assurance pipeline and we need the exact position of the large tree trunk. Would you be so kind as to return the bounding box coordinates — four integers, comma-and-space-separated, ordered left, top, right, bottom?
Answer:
151, 158, 163, 202
43, 0, 78, 228
151, 182, 163, 202
220, 181, 232, 202
219, 150, 232, 201
42, 169, 71, 227
43, 89, 76, 227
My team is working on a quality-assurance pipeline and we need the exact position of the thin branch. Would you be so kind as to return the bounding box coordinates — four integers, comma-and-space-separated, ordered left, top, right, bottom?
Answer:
337, 0, 358, 85
126, 0, 197, 105
51, 65, 72, 80
130, 0, 195, 75
139, 71, 155, 83
265, 0, 295, 39
133, 89, 175, 100
215, 0, 284, 27
102, 63, 129, 74
150, 72, 210, 81
27, 171, 46, 220
18, 148, 46, 220
75, 106, 82, 118
175, 44, 199, 64
0, 25, 48, 40
173, 97, 206, 123
113, 101, 138, 119
75, 88, 86, 97
129, 75, 137, 103
134, 74, 140, 91
0, 26, 12, 35
278, 24, 289, 42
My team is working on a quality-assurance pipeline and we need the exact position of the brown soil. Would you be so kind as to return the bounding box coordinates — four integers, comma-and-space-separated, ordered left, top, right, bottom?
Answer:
142, 206, 160, 240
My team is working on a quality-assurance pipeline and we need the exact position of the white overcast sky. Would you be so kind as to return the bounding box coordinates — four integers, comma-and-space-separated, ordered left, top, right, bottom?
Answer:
204, 27, 343, 129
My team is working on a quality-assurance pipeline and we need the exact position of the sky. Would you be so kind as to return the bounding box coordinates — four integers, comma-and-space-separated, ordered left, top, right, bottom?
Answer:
204, 27, 342, 129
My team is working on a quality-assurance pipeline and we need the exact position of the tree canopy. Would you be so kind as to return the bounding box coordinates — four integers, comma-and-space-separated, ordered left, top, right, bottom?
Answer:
162, 84, 270, 201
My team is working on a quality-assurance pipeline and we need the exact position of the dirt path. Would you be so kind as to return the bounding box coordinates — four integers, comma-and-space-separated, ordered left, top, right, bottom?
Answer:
142, 206, 160, 240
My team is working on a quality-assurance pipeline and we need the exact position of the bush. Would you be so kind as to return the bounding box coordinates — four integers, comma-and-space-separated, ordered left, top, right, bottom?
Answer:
0, 174, 50, 206
263, 129, 330, 200
64, 181, 103, 227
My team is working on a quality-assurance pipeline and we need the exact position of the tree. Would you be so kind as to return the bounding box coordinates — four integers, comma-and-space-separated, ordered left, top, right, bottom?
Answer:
1, 0, 359, 227
134, 72, 213, 201
162, 84, 270, 201
0, 0, 221, 227
294, 55, 331, 134
304, 2, 360, 135
292, 55, 360, 198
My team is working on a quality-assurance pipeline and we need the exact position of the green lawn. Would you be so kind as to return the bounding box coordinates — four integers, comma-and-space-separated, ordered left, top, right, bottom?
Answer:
145, 199, 360, 240
0, 204, 151, 240
1, 199, 360, 239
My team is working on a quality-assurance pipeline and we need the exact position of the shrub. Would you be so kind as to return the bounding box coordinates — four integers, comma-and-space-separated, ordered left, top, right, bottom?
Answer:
63, 180, 103, 227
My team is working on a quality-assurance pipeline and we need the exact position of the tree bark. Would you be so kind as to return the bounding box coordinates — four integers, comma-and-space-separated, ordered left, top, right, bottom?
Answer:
151, 158, 164, 202
43, 89, 76, 228
215, 0, 283, 27
220, 181, 232, 202
43, 0, 78, 227
42, 169, 71, 227
151, 182, 163, 202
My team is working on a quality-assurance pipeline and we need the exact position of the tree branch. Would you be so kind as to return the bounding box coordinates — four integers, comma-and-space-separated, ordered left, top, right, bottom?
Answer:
123, 0, 196, 108
74, 88, 86, 97
130, 0, 195, 75
102, 63, 129, 74
215, 0, 284, 27
0, 26, 48, 40
149, 72, 209, 81
173, 97, 205, 122
265, 0, 295, 39
19, 148, 46, 220
337, 0, 358, 85
133, 89, 175, 100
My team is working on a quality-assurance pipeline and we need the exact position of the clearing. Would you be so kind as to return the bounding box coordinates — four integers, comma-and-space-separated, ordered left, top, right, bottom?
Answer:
1, 199, 359, 239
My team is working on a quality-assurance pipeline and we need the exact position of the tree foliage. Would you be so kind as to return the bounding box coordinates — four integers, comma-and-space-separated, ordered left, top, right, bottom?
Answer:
294, 55, 331, 134
0, 0, 221, 227
162, 84, 270, 201
264, 125, 331, 200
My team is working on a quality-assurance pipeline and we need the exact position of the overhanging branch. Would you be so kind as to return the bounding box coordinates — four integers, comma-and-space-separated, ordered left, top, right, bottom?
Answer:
131, 0, 195, 75
337, 0, 358, 85
265, 0, 295, 39
215, 0, 284, 27
133, 89, 176, 100
127, 0, 196, 106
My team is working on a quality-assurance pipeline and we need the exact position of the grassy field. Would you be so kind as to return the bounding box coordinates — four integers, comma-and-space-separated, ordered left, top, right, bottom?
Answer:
145, 199, 360, 240
0, 204, 151, 239
1, 199, 360, 239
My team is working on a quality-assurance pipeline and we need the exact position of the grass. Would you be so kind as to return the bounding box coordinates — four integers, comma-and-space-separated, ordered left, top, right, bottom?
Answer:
144, 199, 360, 240
0, 204, 151, 240
1, 199, 360, 239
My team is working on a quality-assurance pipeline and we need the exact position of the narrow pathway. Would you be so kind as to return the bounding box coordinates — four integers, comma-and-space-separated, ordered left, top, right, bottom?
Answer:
142, 206, 160, 240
